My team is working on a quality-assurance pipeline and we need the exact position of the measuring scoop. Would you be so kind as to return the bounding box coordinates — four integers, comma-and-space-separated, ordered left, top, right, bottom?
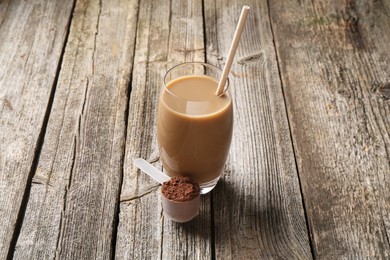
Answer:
133, 158, 200, 223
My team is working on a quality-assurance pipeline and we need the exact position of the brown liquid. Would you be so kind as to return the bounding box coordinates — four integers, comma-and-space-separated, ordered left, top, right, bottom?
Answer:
157, 75, 233, 184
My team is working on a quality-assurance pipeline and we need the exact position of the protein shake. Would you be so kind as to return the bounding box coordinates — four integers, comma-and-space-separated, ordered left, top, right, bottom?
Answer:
157, 63, 233, 193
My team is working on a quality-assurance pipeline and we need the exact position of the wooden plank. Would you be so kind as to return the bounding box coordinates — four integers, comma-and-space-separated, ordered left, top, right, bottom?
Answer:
115, 0, 212, 259
204, 0, 313, 259
0, 0, 11, 27
12, 0, 139, 259
0, 0, 74, 258
269, 0, 390, 258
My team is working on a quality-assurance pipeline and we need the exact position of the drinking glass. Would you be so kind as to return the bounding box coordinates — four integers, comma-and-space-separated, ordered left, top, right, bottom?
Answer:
157, 62, 233, 194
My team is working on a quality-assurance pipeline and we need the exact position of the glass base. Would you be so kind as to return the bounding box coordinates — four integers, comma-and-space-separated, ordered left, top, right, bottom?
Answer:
199, 176, 221, 194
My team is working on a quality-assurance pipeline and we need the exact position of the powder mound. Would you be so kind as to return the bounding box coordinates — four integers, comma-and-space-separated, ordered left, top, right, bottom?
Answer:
162, 177, 200, 202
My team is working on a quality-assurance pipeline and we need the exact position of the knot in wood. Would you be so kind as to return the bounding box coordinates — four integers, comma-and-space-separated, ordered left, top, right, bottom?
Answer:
376, 83, 390, 100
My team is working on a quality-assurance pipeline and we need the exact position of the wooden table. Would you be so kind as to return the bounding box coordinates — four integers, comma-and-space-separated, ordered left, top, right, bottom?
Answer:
1, 0, 389, 259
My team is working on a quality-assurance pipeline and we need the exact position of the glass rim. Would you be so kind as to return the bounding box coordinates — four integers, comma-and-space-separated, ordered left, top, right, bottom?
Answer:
163, 62, 230, 100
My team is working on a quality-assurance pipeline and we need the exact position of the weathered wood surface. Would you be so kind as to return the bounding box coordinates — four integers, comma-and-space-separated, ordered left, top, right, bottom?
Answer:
205, 0, 312, 258
12, 0, 138, 259
269, 0, 390, 258
0, 0, 74, 258
1, 0, 389, 259
115, 0, 312, 259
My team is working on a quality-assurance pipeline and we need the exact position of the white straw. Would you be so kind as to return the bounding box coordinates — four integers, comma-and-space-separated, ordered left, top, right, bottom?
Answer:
215, 5, 250, 96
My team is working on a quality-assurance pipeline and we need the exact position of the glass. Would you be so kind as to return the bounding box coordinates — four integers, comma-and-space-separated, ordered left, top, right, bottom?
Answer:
157, 62, 233, 194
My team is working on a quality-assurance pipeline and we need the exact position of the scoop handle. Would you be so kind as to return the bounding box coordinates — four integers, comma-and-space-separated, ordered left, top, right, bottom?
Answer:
133, 158, 171, 184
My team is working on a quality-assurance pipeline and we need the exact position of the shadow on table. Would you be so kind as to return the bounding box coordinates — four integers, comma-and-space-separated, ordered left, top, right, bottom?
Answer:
164, 193, 214, 242
163, 174, 305, 257
209, 177, 302, 257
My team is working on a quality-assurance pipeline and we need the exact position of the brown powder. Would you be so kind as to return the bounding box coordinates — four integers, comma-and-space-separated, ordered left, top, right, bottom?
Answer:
162, 177, 200, 202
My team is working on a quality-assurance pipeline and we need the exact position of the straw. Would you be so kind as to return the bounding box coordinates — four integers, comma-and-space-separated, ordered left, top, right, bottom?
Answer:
215, 5, 250, 96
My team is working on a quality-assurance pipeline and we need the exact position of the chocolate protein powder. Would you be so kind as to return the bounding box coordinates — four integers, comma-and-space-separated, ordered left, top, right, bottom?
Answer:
162, 177, 200, 202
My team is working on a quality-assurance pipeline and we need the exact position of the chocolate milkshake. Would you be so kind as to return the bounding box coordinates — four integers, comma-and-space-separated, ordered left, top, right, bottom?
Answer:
157, 63, 233, 193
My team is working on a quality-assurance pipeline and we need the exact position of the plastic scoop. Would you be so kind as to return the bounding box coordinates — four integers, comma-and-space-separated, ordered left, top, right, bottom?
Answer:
133, 158, 170, 184
133, 158, 200, 223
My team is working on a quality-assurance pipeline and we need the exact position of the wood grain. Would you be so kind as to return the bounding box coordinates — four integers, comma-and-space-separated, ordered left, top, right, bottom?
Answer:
0, 0, 74, 258
12, 0, 138, 258
2, 0, 388, 258
204, 0, 312, 259
269, 0, 390, 258
115, 0, 213, 259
